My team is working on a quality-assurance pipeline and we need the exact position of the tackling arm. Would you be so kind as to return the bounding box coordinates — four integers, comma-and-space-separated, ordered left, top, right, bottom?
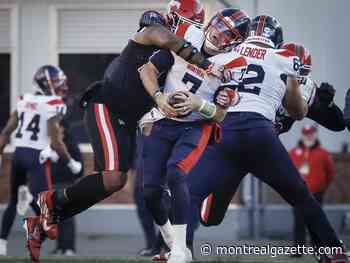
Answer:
135, 25, 214, 73
0, 111, 18, 154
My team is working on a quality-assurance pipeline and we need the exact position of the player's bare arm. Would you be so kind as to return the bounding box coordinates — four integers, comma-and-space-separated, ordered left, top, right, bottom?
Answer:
283, 75, 308, 120
135, 25, 218, 75
173, 90, 229, 122
139, 62, 177, 117
0, 111, 18, 154
47, 115, 72, 163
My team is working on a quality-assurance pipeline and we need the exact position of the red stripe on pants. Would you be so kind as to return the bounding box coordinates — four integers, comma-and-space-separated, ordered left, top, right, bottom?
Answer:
177, 123, 213, 174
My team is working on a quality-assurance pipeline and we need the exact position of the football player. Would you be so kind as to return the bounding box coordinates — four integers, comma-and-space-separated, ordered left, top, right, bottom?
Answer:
201, 43, 346, 234
275, 43, 345, 134
25, 10, 225, 262
139, 8, 249, 263
186, 15, 349, 263
0, 65, 81, 257
134, 0, 206, 258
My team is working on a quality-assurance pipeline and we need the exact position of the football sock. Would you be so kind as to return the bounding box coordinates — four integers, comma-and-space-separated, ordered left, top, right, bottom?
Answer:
53, 173, 111, 221
172, 224, 187, 250
158, 219, 174, 249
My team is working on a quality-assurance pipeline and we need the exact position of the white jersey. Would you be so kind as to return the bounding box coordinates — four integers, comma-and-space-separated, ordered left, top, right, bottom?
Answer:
223, 43, 300, 121
140, 24, 205, 126
14, 93, 67, 150
162, 51, 224, 122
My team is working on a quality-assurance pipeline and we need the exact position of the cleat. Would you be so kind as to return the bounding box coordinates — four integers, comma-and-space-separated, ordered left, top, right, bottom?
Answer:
23, 216, 45, 262
38, 191, 58, 240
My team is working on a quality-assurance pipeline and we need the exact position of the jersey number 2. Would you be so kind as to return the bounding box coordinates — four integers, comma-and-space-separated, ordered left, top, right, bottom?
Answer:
15, 112, 41, 141
237, 64, 265, 95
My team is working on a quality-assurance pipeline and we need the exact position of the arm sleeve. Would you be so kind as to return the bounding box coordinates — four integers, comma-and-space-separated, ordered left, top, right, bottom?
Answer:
149, 49, 175, 76
307, 99, 345, 131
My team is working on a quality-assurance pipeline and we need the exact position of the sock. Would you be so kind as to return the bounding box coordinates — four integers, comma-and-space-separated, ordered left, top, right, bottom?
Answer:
172, 224, 187, 251
158, 219, 174, 249
53, 173, 112, 221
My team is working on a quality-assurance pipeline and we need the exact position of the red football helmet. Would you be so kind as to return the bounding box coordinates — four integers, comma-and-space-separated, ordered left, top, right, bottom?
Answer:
167, 0, 205, 32
281, 43, 312, 76
203, 8, 250, 55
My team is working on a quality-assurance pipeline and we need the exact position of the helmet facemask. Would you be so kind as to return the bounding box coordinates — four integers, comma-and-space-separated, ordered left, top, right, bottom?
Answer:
204, 15, 244, 55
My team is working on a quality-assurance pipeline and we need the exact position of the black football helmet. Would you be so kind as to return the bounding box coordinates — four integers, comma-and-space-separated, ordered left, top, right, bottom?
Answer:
33, 65, 68, 96
246, 15, 283, 48
203, 8, 250, 55
138, 10, 167, 32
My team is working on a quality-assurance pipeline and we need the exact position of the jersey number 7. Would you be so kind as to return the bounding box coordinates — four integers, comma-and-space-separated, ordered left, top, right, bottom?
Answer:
182, 72, 202, 93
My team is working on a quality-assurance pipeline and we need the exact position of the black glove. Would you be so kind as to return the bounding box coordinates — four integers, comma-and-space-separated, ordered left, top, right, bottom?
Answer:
316, 82, 335, 107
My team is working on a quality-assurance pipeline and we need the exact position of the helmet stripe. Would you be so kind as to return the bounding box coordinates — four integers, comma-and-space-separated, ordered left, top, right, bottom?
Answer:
256, 15, 266, 36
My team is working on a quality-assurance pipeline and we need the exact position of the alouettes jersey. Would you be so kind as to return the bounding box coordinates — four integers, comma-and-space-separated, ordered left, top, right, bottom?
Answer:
222, 43, 300, 121
14, 93, 67, 150
139, 24, 205, 126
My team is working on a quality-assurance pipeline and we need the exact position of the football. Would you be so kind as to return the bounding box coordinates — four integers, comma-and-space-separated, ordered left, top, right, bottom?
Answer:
167, 91, 190, 108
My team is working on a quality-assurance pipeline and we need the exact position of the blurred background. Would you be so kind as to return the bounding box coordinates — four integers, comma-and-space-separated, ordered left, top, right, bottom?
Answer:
0, 0, 349, 258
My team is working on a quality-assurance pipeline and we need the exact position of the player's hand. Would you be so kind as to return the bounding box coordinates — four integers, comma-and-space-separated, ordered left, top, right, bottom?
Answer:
172, 90, 202, 115
155, 93, 178, 118
39, 146, 59, 164
317, 82, 335, 106
215, 88, 240, 109
205, 62, 225, 80
67, 159, 82, 174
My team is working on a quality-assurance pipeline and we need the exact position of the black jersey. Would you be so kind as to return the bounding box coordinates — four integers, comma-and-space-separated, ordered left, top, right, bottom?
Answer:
101, 40, 159, 127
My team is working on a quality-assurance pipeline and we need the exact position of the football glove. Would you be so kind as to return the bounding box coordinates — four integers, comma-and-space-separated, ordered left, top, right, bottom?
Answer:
67, 159, 82, 175
39, 146, 59, 164
316, 82, 335, 107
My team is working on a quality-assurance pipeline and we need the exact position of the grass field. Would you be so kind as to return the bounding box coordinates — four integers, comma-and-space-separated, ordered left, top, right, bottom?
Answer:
0, 255, 320, 263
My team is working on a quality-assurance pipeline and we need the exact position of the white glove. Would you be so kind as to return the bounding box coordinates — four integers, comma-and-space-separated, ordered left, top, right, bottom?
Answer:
67, 159, 82, 174
39, 146, 59, 164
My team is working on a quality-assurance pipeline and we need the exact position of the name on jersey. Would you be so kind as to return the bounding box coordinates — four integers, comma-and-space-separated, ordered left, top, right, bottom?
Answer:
25, 102, 38, 110
235, 46, 266, 60
187, 64, 204, 78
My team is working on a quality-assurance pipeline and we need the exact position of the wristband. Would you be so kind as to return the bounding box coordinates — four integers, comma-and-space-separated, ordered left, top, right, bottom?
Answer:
198, 99, 217, 119
152, 89, 162, 101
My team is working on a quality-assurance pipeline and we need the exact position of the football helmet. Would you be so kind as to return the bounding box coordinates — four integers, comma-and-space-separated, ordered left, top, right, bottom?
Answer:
246, 15, 283, 48
138, 10, 167, 32
203, 8, 250, 55
167, 0, 205, 31
281, 42, 312, 76
33, 65, 68, 97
